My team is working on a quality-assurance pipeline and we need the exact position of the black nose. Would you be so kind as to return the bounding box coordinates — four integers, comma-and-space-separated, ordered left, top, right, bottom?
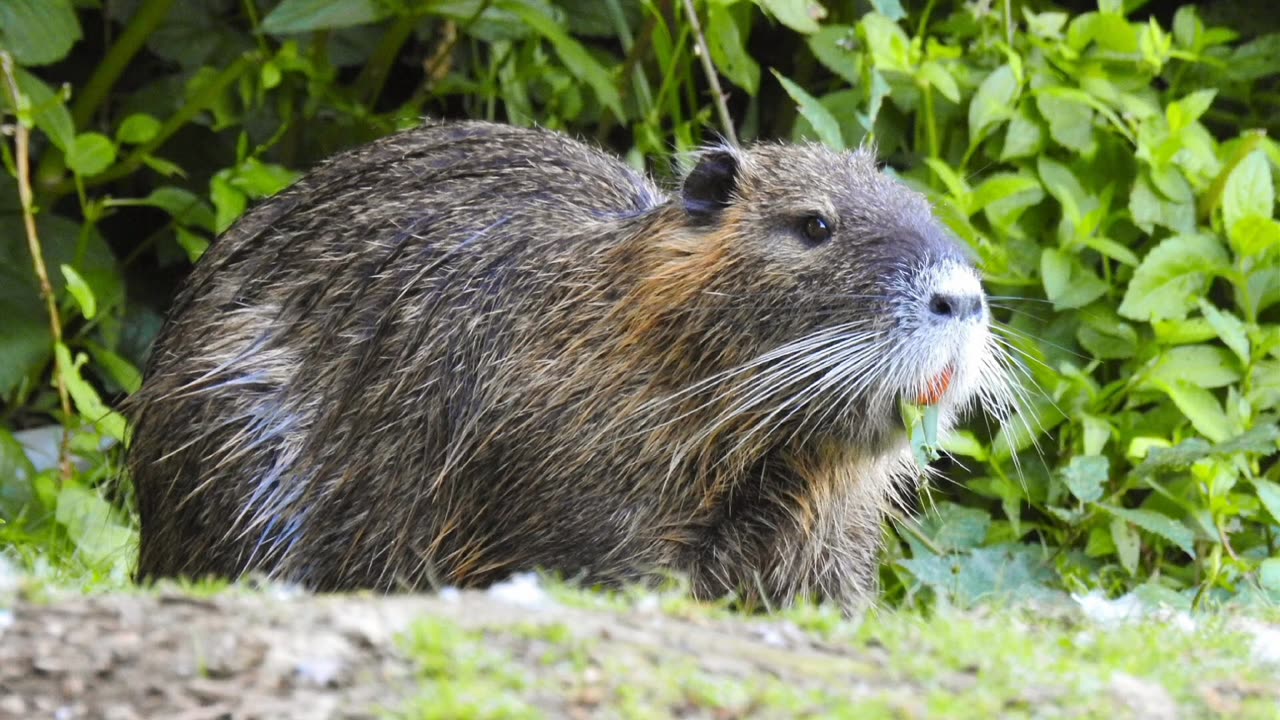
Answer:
928, 292, 984, 321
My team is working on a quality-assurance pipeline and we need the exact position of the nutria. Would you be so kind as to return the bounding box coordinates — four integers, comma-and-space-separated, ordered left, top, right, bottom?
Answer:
127, 120, 1014, 610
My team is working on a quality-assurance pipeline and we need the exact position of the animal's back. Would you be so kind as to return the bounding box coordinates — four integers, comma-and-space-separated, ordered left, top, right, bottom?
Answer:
129, 121, 669, 588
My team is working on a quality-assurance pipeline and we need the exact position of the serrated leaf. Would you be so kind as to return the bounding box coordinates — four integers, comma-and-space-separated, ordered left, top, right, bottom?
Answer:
116, 113, 162, 145
917, 502, 990, 551
1156, 379, 1232, 443
756, 0, 825, 34
706, 3, 760, 94
60, 264, 96, 320
1255, 479, 1280, 525
1223, 151, 1274, 235
261, 0, 389, 33
65, 133, 118, 177
969, 64, 1018, 144
1118, 234, 1228, 321
55, 483, 135, 571
1062, 454, 1109, 503
1146, 344, 1242, 389
0, 0, 81, 65
1001, 102, 1043, 160
898, 545, 1056, 606
1036, 89, 1095, 154
1228, 216, 1280, 258
1101, 505, 1196, 557
772, 70, 843, 150
970, 174, 1040, 216
1166, 89, 1216, 132
1198, 300, 1250, 364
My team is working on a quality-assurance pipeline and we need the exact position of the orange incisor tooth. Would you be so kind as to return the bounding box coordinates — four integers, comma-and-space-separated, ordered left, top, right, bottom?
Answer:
916, 365, 954, 406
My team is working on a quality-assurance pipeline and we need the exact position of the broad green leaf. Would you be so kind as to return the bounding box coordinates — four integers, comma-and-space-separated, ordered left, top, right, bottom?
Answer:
706, 3, 760, 94
1146, 345, 1242, 389
141, 187, 217, 231
756, 0, 825, 34
1101, 505, 1196, 557
60, 264, 96, 320
772, 70, 843, 150
923, 158, 971, 207
65, 132, 118, 177
1166, 89, 1216, 133
0, 428, 37, 520
1129, 173, 1195, 235
969, 64, 1018, 144
1078, 311, 1138, 360
175, 226, 210, 264
869, 0, 905, 21
899, 545, 1056, 606
1062, 454, 1109, 503
970, 174, 1040, 216
85, 343, 142, 395
1223, 151, 1274, 234
1036, 156, 1089, 225
940, 430, 986, 460
1198, 300, 1250, 364
1255, 479, 1280, 525
859, 12, 911, 71
1262, 559, 1280, 596
1228, 216, 1280, 258
1036, 89, 1096, 154
261, 0, 389, 33
0, 0, 81, 65
918, 61, 959, 104
116, 113, 161, 145
1118, 234, 1228, 321
917, 502, 990, 552
1155, 379, 1232, 443
1111, 516, 1140, 574
501, 0, 624, 118
55, 483, 136, 571
1040, 248, 1107, 309
807, 25, 860, 84
1001, 102, 1044, 161
5, 69, 74, 151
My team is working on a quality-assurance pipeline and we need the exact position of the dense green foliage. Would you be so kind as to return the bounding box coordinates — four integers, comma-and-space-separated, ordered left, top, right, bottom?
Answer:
0, 0, 1277, 606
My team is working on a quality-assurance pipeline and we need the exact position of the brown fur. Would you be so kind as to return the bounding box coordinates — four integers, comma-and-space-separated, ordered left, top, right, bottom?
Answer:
127, 120, 1010, 610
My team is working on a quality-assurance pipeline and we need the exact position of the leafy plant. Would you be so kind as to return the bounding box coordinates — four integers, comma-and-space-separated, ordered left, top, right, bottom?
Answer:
0, 0, 1277, 606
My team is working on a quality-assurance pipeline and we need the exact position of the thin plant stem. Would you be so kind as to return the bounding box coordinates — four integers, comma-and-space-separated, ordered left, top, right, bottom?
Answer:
72, 0, 177, 127
680, 0, 737, 146
1, 52, 74, 483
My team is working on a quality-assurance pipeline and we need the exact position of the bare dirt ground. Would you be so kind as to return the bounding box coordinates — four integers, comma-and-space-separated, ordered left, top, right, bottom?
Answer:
2, 582, 1277, 719
0, 586, 926, 720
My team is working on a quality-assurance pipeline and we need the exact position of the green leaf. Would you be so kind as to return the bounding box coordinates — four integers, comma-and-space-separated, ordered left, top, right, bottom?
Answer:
1100, 505, 1196, 557
1118, 234, 1228, 321
858, 12, 911, 71
1166, 89, 1216, 133
1040, 248, 1107, 310
1227, 216, 1280, 258
116, 113, 162, 145
772, 70, 843, 150
969, 64, 1018, 144
1078, 310, 1137, 359
65, 132, 118, 177
756, 0, 826, 34
807, 25, 860, 85
1146, 345, 1242, 389
1198, 300, 1250, 365
55, 483, 136, 571
1261, 559, 1280, 596
1255, 479, 1280, 525
261, 0, 390, 33
141, 187, 217, 232
7, 69, 74, 151
0, 0, 81, 65
501, 0, 624, 119
1155, 380, 1232, 443
970, 174, 1041, 216
1223, 151, 1274, 230
918, 61, 959, 104
1129, 173, 1195, 235
54, 344, 128, 443
706, 3, 760, 94
60, 264, 96, 320
1111, 516, 1140, 574
0, 428, 37, 521
1001, 102, 1044, 161
1036, 89, 1096, 154
1062, 454, 1109, 503
175, 226, 210, 264
917, 502, 990, 552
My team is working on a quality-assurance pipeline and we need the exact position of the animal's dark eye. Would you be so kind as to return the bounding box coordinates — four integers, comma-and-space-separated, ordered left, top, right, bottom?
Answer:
801, 215, 833, 245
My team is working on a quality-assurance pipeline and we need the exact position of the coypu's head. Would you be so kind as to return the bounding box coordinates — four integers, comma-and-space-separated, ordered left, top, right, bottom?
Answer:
672, 141, 1015, 454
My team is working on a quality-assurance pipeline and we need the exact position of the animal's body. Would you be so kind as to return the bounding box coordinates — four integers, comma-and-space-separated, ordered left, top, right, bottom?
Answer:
127, 120, 1011, 609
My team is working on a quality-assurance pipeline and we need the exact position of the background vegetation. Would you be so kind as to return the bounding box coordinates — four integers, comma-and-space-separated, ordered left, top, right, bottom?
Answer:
0, 0, 1277, 608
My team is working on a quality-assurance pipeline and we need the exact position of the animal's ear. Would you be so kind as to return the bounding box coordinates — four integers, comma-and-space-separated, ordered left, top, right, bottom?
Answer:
682, 149, 740, 221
